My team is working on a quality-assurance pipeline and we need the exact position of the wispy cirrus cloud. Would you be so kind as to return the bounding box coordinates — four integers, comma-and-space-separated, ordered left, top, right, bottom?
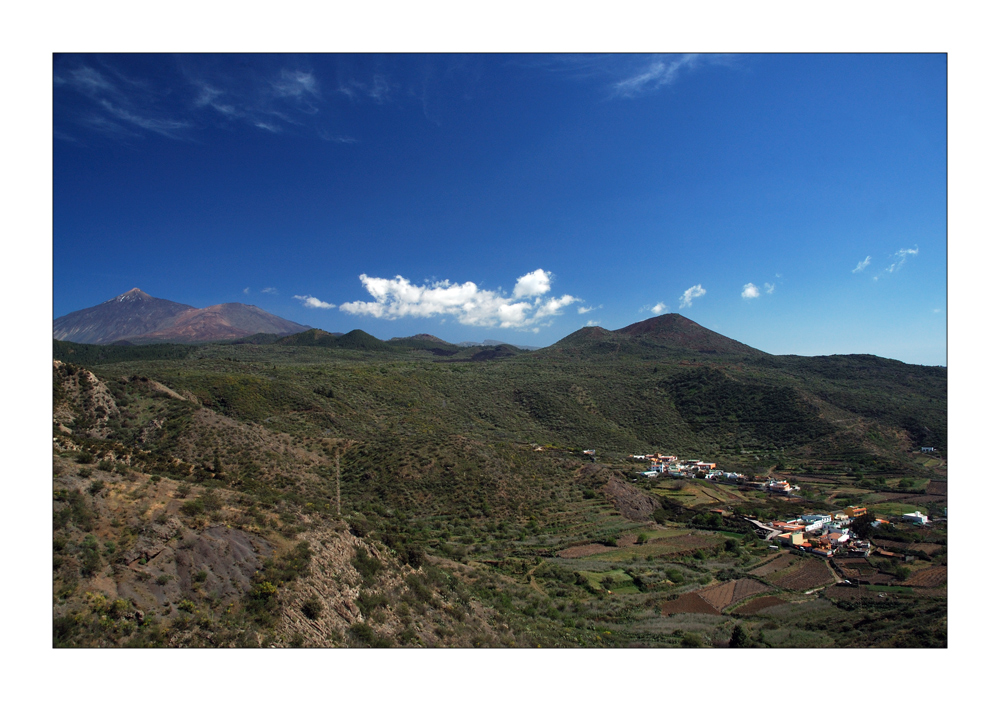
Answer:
334, 269, 581, 329
613, 54, 700, 98
189, 65, 322, 133
55, 57, 339, 142
886, 246, 919, 274
872, 246, 919, 281
679, 284, 706, 309
764, 283, 775, 294
293, 294, 337, 309
262, 287, 278, 294
272, 70, 319, 100
529, 54, 737, 100
338, 74, 393, 104
54, 63, 192, 140
853, 256, 871, 273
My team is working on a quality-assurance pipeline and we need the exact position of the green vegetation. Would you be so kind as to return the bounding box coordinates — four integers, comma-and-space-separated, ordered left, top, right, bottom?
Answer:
51, 335, 946, 648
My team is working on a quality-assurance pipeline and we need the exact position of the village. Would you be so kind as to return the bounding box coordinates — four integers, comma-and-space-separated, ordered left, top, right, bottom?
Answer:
625, 451, 934, 562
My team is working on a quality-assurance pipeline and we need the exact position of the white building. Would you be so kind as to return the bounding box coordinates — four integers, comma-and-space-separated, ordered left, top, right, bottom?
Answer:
801, 514, 832, 525
902, 511, 929, 525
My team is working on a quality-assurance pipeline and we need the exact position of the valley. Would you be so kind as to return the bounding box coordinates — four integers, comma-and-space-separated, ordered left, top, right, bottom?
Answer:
51, 317, 947, 648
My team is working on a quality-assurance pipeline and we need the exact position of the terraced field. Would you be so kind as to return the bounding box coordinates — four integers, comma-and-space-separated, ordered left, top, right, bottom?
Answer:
698, 578, 772, 611
907, 566, 947, 588
773, 558, 835, 591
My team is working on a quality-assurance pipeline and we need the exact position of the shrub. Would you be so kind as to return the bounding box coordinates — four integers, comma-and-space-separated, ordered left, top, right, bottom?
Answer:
107, 598, 131, 620
180, 501, 204, 517
681, 632, 703, 648
401, 544, 425, 569
349, 622, 391, 648
352, 547, 382, 581
356, 591, 389, 616
730, 624, 751, 648
302, 597, 324, 620
193, 570, 208, 583
177, 599, 197, 614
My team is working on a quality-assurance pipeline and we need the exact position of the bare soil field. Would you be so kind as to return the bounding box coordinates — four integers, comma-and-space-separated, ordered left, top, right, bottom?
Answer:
661, 592, 720, 616
823, 586, 887, 602
750, 553, 796, 577
555, 543, 617, 558
698, 578, 771, 611
732, 595, 788, 615
926, 481, 947, 496
906, 566, 947, 588
862, 492, 902, 504
907, 543, 944, 555
872, 539, 944, 555
902, 495, 947, 505
773, 558, 834, 591
616, 533, 638, 547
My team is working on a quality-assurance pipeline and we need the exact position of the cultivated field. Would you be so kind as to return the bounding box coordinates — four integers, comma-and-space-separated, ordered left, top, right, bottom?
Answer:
661, 592, 720, 616
732, 595, 788, 615
697, 578, 771, 611
906, 566, 947, 588
772, 557, 835, 591
750, 552, 797, 577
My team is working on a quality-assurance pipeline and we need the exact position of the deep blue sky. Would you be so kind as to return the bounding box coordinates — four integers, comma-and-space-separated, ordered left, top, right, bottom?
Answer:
53, 53, 946, 364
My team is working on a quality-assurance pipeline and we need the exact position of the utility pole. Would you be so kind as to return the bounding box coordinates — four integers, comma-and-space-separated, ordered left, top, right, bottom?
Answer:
335, 452, 341, 518
332, 440, 356, 519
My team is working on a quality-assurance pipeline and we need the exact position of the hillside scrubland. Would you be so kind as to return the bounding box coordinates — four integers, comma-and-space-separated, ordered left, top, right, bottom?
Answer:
52, 336, 947, 647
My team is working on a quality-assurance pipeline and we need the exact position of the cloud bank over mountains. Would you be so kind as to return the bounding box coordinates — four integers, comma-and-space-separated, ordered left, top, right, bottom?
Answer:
314, 269, 581, 330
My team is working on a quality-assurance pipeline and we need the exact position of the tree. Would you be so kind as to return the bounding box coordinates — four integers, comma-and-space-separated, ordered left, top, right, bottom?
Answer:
730, 624, 751, 648
850, 513, 877, 539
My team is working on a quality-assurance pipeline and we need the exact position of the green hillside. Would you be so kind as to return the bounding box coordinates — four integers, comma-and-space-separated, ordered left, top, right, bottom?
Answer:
51, 331, 947, 648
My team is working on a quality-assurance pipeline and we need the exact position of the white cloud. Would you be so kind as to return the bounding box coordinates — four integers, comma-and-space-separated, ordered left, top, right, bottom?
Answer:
318, 130, 358, 143
262, 287, 277, 294
293, 294, 337, 309
578, 306, 594, 314
338, 74, 393, 104
885, 246, 919, 274
243, 287, 250, 295
679, 284, 706, 309
513, 269, 552, 298
764, 283, 775, 294
613, 54, 698, 98
339, 272, 580, 328
585, 320, 601, 327
651, 302, 668, 314
741, 283, 760, 300
853, 256, 871, 273
272, 70, 319, 99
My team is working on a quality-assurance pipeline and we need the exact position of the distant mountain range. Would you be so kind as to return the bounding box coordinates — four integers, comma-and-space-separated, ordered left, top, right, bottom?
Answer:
458, 339, 543, 351
53, 288, 310, 344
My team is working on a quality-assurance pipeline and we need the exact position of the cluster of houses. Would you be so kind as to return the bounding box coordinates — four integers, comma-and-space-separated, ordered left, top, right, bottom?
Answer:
631, 453, 801, 495
632, 453, 722, 478
762, 505, 931, 558
765, 508, 871, 558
